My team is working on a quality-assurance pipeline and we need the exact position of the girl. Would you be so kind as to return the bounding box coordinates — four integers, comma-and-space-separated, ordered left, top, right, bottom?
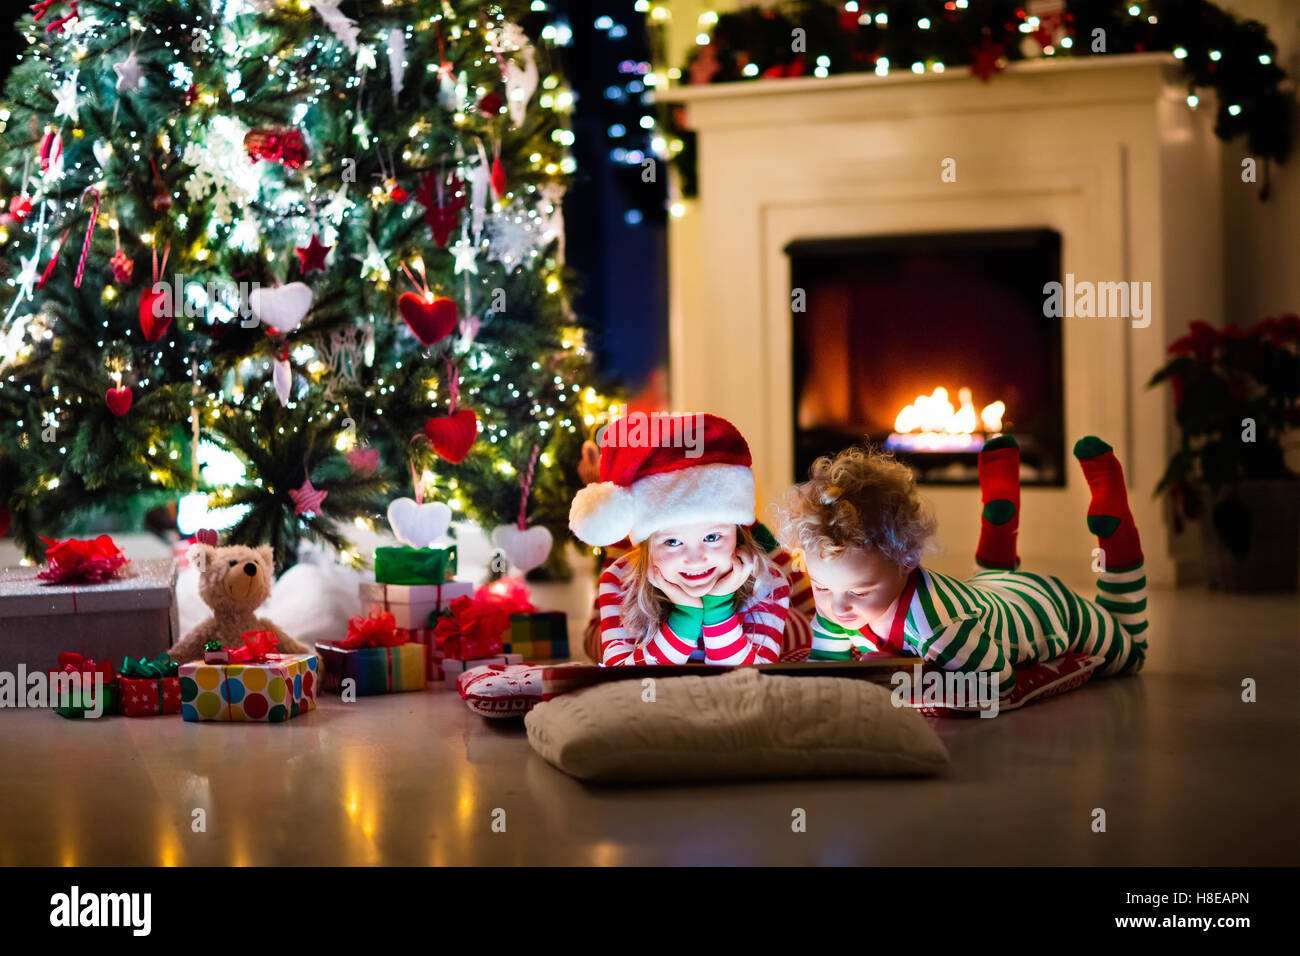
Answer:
569, 413, 807, 665
774, 436, 1148, 694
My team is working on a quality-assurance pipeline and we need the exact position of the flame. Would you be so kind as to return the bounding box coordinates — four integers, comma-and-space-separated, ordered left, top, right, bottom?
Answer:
894, 387, 1004, 435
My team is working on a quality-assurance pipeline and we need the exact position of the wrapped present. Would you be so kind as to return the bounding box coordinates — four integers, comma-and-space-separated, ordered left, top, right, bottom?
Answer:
0, 555, 178, 673
507, 611, 569, 660
433, 595, 509, 660
374, 544, 457, 586
179, 652, 318, 722
118, 653, 182, 717
314, 607, 426, 695
49, 652, 118, 718
442, 653, 523, 689
202, 631, 278, 664
358, 580, 473, 629
398, 626, 444, 681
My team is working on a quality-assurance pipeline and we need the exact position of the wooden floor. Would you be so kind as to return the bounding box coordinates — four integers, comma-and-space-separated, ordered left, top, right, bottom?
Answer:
0, 586, 1295, 866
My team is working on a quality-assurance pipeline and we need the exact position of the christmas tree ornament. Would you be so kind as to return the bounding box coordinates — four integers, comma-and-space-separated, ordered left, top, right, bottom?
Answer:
424, 408, 477, 464
490, 154, 506, 202
970, 38, 1007, 83
308, 0, 359, 52
150, 157, 172, 211
387, 27, 406, 99
416, 170, 466, 247
387, 497, 452, 548
244, 128, 308, 169
398, 260, 456, 345
249, 282, 313, 334
109, 247, 132, 284
38, 128, 61, 175
385, 178, 408, 203
450, 235, 478, 275
469, 157, 489, 239
113, 50, 144, 92
31, 0, 80, 35
272, 353, 292, 406
9, 196, 31, 220
497, 23, 539, 129
294, 234, 331, 272
459, 312, 480, 344
53, 70, 79, 123
138, 244, 172, 343
105, 385, 132, 417
491, 444, 553, 572
477, 91, 504, 116
92, 139, 111, 169
289, 478, 328, 516
346, 447, 379, 475
73, 186, 101, 288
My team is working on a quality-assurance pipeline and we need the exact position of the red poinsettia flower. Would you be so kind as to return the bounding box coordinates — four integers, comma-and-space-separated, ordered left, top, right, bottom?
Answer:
37, 535, 129, 583
1168, 320, 1219, 360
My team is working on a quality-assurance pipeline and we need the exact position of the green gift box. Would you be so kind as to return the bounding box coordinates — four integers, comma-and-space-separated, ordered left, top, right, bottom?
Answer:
374, 545, 458, 586
54, 684, 118, 719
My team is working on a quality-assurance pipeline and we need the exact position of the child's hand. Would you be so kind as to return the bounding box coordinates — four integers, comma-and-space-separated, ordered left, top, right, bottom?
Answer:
649, 565, 703, 608
707, 553, 754, 598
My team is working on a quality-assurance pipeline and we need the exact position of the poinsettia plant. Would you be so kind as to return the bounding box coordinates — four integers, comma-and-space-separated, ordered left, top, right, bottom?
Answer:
1148, 315, 1300, 522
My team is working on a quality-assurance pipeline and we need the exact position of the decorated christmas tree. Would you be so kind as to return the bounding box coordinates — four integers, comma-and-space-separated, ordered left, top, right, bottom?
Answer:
0, 0, 608, 573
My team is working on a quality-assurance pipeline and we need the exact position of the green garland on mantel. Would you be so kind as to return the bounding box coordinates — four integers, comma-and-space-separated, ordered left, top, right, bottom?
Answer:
661, 0, 1292, 199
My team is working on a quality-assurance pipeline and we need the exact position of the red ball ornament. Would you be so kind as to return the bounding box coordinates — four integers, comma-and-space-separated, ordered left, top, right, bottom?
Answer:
424, 408, 478, 464
9, 196, 32, 220
477, 91, 505, 115
109, 248, 133, 284
398, 292, 457, 346
490, 157, 506, 200
105, 386, 133, 417
139, 285, 173, 342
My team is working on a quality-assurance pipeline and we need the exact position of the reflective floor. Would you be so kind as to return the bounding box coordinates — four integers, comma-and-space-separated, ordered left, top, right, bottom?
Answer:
1, 585, 1296, 865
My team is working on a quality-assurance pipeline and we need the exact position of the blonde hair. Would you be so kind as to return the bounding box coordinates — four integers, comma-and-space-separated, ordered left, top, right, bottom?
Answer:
774, 446, 936, 570
619, 526, 774, 641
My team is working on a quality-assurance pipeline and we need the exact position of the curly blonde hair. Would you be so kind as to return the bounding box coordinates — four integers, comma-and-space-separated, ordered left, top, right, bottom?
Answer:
618, 526, 774, 641
774, 446, 936, 570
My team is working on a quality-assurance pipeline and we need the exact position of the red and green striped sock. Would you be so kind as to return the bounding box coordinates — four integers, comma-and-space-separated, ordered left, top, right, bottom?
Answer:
976, 434, 1020, 570
1073, 436, 1143, 572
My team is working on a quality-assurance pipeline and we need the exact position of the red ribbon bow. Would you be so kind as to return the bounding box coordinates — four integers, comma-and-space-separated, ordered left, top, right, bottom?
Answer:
53, 652, 117, 684
228, 630, 279, 664
37, 535, 129, 583
434, 596, 507, 659
244, 128, 307, 169
339, 607, 404, 649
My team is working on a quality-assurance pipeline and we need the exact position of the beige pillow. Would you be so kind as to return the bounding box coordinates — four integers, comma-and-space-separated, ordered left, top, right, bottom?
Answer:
524, 667, 949, 782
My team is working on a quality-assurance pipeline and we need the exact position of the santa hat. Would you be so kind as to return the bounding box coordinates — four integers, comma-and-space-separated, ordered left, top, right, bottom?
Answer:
569, 413, 755, 546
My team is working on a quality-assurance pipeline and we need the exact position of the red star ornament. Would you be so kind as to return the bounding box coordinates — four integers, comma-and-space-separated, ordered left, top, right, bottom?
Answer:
289, 479, 328, 516
294, 234, 331, 273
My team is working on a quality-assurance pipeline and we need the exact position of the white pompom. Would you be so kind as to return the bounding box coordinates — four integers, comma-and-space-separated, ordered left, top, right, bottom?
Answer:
568, 481, 636, 547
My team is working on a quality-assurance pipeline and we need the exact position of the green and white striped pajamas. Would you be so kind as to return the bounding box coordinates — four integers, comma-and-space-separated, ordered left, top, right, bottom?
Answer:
810, 562, 1149, 696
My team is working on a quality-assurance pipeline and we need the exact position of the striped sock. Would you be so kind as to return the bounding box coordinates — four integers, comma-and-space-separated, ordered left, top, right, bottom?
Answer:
1074, 436, 1143, 572
976, 434, 1020, 570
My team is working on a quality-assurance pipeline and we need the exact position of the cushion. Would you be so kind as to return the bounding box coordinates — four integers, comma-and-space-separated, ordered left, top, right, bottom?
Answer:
524, 667, 949, 782
458, 663, 546, 717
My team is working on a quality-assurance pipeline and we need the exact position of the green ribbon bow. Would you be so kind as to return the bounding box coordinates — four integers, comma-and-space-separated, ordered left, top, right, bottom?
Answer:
119, 653, 179, 680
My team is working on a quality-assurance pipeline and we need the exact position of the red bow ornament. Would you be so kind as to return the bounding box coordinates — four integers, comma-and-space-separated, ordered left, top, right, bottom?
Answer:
52, 652, 117, 685
433, 596, 507, 659
37, 535, 129, 583
339, 607, 404, 649
204, 630, 280, 664
244, 128, 308, 169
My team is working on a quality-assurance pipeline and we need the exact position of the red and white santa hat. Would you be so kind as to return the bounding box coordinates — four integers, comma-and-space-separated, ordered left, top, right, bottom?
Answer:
569, 413, 755, 546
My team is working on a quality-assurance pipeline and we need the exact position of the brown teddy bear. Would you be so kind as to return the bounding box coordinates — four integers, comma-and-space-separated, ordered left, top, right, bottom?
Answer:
168, 543, 310, 662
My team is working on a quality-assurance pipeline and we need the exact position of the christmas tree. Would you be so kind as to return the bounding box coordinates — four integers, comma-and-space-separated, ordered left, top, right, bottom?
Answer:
0, 0, 608, 573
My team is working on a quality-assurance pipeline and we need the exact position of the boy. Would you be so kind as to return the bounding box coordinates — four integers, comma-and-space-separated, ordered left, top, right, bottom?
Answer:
774, 436, 1148, 696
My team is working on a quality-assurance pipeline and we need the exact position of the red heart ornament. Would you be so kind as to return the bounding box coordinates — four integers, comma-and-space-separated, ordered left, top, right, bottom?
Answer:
427, 207, 460, 247
139, 286, 172, 342
398, 292, 458, 346
105, 386, 133, 417
424, 408, 478, 464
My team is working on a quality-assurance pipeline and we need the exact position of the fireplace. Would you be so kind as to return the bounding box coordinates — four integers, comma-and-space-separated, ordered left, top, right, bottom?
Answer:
789, 229, 1065, 485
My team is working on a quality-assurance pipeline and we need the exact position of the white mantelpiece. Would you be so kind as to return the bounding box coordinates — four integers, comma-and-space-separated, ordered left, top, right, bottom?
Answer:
664, 54, 1223, 585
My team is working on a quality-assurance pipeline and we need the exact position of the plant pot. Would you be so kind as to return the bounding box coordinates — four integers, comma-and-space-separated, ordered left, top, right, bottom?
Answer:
1199, 479, 1300, 591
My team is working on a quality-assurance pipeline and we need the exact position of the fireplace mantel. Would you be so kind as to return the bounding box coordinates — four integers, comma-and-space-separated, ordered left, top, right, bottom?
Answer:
663, 54, 1222, 584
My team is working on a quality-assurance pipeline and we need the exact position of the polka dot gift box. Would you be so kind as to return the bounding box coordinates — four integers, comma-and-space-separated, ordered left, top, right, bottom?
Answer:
179, 653, 318, 723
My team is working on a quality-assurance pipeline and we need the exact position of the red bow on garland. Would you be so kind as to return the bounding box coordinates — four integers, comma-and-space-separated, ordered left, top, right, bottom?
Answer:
228, 630, 279, 663
52, 652, 117, 684
433, 596, 507, 659
338, 607, 404, 649
37, 535, 129, 583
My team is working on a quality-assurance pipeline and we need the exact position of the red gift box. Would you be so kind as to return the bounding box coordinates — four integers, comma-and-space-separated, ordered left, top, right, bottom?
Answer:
119, 676, 182, 716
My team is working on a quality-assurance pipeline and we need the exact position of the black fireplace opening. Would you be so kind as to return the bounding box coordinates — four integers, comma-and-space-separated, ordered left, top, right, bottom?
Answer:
789, 228, 1065, 486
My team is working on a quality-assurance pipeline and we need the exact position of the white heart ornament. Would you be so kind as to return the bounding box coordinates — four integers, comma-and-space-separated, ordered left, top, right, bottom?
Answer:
272, 357, 291, 406
93, 139, 111, 169
250, 282, 313, 334
387, 498, 452, 549
491, 524, 553, 573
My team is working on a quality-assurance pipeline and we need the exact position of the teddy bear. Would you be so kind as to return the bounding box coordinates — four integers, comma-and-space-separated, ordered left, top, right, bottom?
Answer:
168, 543, 311, 662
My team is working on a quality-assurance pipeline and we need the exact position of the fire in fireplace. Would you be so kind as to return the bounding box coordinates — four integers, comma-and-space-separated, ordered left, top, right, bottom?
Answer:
788, 229, 1065, 486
